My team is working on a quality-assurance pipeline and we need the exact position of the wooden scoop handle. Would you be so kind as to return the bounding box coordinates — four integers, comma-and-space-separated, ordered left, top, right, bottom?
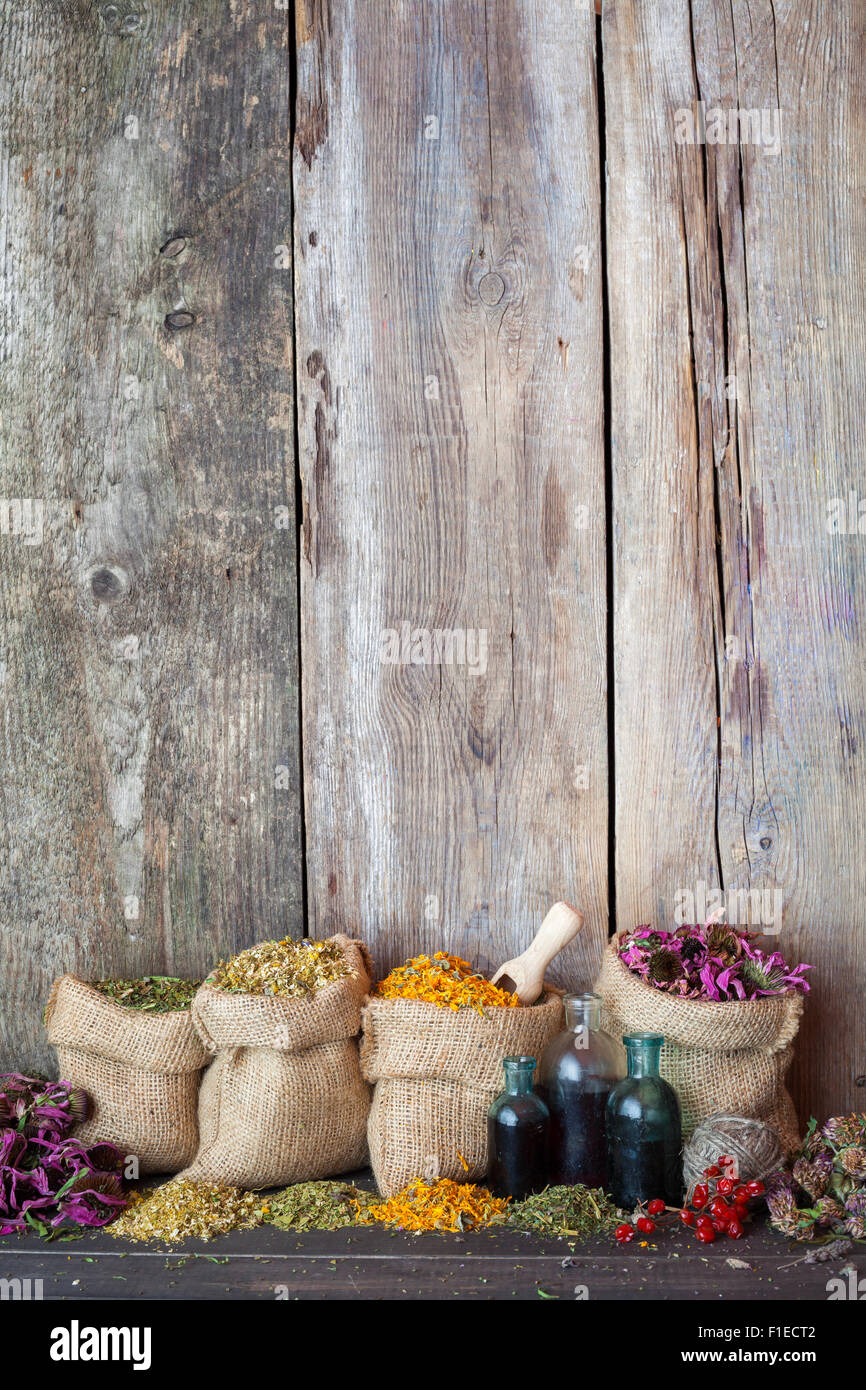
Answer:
491, 901, 585, 1003
518, 900, 584, 974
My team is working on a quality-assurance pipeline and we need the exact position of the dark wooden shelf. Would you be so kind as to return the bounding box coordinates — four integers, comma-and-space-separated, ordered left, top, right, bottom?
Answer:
2, 1212, 861, 1301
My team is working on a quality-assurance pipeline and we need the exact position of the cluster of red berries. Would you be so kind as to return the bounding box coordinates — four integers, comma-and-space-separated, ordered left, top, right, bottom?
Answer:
614, 1154, 766, 1246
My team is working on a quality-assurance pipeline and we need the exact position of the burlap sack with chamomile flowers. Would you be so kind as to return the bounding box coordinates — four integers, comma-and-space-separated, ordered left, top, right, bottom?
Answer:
182, 935, 372, 1190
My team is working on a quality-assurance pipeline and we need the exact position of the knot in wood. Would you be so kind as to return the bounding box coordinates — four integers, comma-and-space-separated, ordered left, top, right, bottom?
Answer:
100, 4, 142, 34
478, 271, 506, 306
164, 310, 196, 331
87, 564, 129, 604
159, 235, 187, 259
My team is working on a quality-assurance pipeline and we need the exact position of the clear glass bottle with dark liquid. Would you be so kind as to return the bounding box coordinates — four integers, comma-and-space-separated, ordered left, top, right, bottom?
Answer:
606, 1032, 683, 1208
537, 992, 625, 1188
487, 1055, 549, 1199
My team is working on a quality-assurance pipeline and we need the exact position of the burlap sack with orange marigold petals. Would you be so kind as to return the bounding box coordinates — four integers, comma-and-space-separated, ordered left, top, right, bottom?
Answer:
361, 992, 564, 1196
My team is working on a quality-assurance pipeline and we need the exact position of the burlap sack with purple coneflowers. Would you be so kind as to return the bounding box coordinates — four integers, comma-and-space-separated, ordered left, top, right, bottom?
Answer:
595, 936, 803, 1155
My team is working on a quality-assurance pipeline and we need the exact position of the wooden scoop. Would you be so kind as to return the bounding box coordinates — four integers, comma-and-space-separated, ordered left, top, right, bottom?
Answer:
490, 901, 585, 1005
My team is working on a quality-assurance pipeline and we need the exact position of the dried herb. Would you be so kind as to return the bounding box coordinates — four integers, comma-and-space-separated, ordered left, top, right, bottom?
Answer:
501, 1184, 621, 1240
375, 952, 517, 1013
780, 1239, 854, 1268
92, 976, 201, 1013
1, 1078, 127, 1238
767, 1113, 866, 1241
109, 1179, 268, 1245
619, 926, 811, 1001
357, 1177, 509, 1232
211, 938, 351, 998
0, 1073, 89, 1137
266, 1180, 377, 1232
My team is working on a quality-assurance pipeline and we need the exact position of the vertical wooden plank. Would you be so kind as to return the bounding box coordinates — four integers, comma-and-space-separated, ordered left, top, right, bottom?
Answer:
295, 0, 607, 985
606, 0, 866, 1120
701, 0, 866, 1123
604, 0, 721, 930
0, 0, 301, 1071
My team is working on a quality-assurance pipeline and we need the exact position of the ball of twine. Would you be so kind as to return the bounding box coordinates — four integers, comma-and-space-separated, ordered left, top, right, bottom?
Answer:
683, 1114, 784, 1195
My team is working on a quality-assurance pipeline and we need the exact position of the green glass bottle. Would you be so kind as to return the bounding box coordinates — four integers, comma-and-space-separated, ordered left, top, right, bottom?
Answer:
605, 1032, 683, 1208
487, 1056, 549, 1199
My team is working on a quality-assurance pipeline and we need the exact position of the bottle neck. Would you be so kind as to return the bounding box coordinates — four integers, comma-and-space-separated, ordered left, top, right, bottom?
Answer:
564, 993, 602, 1034
624, 1034, 663, 1078
503, 1057, 536, 1095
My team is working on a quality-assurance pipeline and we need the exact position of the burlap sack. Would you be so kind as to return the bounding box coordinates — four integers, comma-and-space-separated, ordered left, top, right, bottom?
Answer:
595, 938, 803, 1154
361, 992, 564, 1196
45, 975, 208, 1174
183, 935, 371, 1189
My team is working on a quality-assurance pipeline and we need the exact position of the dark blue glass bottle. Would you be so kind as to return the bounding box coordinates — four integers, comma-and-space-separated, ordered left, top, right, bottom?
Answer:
487, 1055, 549, 1199
605, 1032, 683, 1208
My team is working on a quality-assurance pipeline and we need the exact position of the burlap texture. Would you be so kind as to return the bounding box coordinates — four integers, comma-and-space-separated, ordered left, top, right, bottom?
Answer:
45, 974, 207, 1174
595, 938, 803, 1154
183, 935, 372, 1189
183, 1040, 370, 1189
361, 991, 564, 1196
190, 936, 373, 1053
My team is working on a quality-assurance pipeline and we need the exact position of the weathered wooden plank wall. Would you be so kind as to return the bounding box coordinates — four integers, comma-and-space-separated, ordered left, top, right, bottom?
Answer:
294, 0, 608, 987
605, 0, 865, 1121
0, 0, 302, 1072
0, 0, 862, 1124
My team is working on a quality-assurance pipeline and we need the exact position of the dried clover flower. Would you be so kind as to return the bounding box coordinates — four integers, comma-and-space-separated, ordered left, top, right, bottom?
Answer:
792, 1152, 832, 1201
837, 1146, 866, 1179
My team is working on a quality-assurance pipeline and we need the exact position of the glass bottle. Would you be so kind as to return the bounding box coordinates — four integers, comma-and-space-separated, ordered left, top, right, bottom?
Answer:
487, 1055, 549, 1199
537, 992, 625, 1187
606, 1032, 683, 1208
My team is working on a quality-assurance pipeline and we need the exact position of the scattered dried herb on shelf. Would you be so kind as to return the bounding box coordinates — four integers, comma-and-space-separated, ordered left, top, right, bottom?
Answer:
501, 1184, 621, 1240
357, 1177, 509, 1232
266, 1180, 377, 1232
211, 938, 351, 998
92, 976, 201, 1013
0, 1073, 89, 1136
1, 1075, 126, 1237
767, 1113, 866, 1242
375, 952, 518, 1012
109, 1178, 269, 1245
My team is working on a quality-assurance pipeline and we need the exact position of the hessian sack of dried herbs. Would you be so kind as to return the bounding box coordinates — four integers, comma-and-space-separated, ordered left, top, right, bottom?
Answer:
45, 975, 209, 1174
361, 991, 563, 1196
182, 935, 372, 1190
595, 936, 803, 1155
